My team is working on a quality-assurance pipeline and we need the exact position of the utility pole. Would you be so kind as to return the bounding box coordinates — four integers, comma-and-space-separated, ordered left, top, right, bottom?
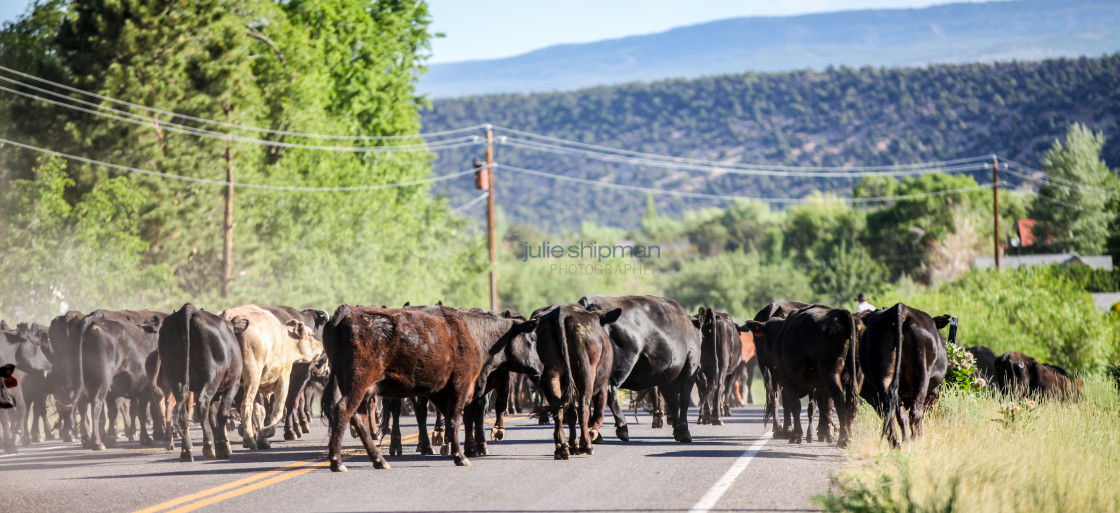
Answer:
992, 155, 1000, 271
221, 106, 235, 299
485, 125, 498, 312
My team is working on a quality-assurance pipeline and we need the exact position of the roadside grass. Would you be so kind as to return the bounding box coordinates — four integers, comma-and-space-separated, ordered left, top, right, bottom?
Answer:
816, 375, 1120, 512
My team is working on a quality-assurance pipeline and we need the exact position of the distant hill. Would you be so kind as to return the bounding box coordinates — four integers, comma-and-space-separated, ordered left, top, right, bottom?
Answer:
421, 54, 1120, 232
420, 0, 1120, 98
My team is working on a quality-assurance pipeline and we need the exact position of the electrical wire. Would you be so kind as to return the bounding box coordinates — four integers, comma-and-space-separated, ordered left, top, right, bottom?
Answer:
452, 192, 490, 213
494, 124, 993, 172
0, 135, 486, 191
501, 164, 993, 204
0, 64, 486, 141
0, 84, 483, 153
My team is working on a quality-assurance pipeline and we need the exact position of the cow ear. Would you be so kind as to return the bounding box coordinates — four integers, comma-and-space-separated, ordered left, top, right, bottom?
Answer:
232, 318, 250, 334
932, 315, 951, 329
402, 301, 410, 307
436, 300, 443, 306
513, 319, 537, 334
691, 317, 701, 328
738, 320, 764, 337
139, 315, 162, 334
696, 306, 707, 317
599, 308, 622, 325
286, 320, 307, 337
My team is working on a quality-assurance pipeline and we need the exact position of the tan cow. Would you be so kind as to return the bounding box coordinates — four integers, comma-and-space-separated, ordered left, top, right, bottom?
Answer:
222, 305, 321, 450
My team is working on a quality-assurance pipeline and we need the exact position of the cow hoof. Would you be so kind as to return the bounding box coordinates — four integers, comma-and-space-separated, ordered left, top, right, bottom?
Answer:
651, 416, 664, 429
464, 445, 477, 458
203, 444, 216, 459
216, 444, 232, 459
104, 439, 118, 449
580, 445, 594, 455
92, 442, 106, 451
300, 425, 309, 435
538, 415, 550, 425
390, 444, 403, 457
373, 457, 391, 470
455, 456, 471, 467
140, 436, 153, 447
477, 444, 489, 456
711, 419, 723, 426
490, 427, 505, 441
417, 444, 434, 456
257, 438, 271, 450
788, 436, 803, 444
590, 430, 602, 444
164, 442, 175, 452
180, 451, 194, 462
615, 425, 630, 442
673, 426, 693, 443
46, 433, 55, 441
61, 433, 73, 443
431, 431, 445, 446
331, 462, 348, 472
440, 444, 450, 458
837, 438, 850, 449
284, 430, 296, 441
554, 447, 571, 460
242, 437, 257, 450
349, 426, 358, 438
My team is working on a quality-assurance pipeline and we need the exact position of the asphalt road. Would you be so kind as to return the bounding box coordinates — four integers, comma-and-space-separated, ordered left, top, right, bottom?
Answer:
0, 406, 841, 513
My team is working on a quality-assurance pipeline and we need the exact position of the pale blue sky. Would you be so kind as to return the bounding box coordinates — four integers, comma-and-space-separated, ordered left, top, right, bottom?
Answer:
1, 0, 993, 64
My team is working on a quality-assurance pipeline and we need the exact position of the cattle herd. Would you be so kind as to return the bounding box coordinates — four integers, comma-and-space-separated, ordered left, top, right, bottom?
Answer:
0, 294, 1078, 472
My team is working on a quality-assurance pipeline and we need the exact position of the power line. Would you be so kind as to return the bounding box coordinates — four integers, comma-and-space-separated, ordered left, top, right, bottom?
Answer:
494, 124, 993, 173
0, 136, 485, 191
0, 65, 485, 141
0, 84, 483, 153
500, 137, 990, 178
501, 164, 993, 204
452, 192, 490, 213
998, 156, 1111, 195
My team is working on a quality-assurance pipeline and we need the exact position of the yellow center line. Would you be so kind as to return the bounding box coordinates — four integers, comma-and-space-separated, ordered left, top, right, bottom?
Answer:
135, 414, 529, 513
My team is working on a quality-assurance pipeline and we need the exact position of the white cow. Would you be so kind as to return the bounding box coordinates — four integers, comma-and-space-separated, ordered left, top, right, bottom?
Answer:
222, 305, 321, 449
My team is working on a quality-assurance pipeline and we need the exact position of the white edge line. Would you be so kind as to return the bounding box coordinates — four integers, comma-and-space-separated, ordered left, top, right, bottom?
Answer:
688, 435, 769, 513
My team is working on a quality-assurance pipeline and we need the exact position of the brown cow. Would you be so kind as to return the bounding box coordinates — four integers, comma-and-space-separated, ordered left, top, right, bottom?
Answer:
321, 305, 536, 471
995, 351, 1077, 400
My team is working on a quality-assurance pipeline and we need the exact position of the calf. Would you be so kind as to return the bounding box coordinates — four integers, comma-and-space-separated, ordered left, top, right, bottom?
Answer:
857, 303, 948, 447
223, 305, 321, 450
752, 300, 813, 439
260, 306, 330, 442
530, 303, 620, 459
158, 303, 243, 461
47, 311, 85, 442
740, 305, 862, 447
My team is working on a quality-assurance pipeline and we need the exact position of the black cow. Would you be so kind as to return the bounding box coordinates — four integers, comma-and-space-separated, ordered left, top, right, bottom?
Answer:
78, 310, 166, 450
966, 346, 998, 383
995, 351, 1076, 400
694, 308, 740, 426
1, 324, 52, 452
752, 300, 813, 439
578, 295, 702, 444
48, 311, 85, 442
530, 303, 621, 459
857, 303, 949, 446
21, 323, 55, 444
157, 303, 244, 462
740, 305, 862, 447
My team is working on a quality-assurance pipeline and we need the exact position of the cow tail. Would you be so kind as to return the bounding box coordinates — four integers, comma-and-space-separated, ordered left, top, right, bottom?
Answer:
882, 304, 904, 440
844, 312, 859, 419
174, 305, 193, 432
761, 366, 775, 426
320, 309, 342, 427
532, 311, 575, 418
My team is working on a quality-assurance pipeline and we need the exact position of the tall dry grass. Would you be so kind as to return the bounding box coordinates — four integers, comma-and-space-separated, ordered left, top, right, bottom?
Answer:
818, 375, 1120, 512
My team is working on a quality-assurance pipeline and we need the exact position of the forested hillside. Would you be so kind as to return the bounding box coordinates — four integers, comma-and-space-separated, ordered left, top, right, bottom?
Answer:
422, 54, 1120, 231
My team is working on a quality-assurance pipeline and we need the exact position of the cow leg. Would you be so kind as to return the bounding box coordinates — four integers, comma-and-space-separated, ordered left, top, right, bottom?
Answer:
436, 393, 470, 466
389, 398, 403, 457
577, 391, 593, 455
824, 379, 852, 447
431, 408, 445, 447
474, 396, 488, 456
745, 359, 757, 404
146, 388, 164, 446
664, 379, 693, 443
589, 387, 608, 444
88, 387, 112, 451
413, 397, 434, 455
239, 366, 262, 450
897, 403, 909, 444
491, 376, 509, 443
462, 399, 479, 457
552, 406, 569, 460
198, 389, 216, 459
214, 388, 237, 459
781, 388, 803, 444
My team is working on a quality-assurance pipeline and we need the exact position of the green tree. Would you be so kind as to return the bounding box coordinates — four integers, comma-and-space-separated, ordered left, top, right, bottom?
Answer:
1029, 123, 1118, 255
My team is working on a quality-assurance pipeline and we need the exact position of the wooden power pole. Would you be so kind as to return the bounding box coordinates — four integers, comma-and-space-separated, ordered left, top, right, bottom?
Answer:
486, 125, 498, 311
992, 156, 1000, 271
221, 107, 235, 299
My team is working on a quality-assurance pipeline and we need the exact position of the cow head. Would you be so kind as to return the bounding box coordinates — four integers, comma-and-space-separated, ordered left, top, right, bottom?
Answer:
738, 320, 766, 339
0, 364, 17, 409
995, 352, 1032, 393
4, 328, 51, 374
500, 318, 543, 382
286, 320, 323, 362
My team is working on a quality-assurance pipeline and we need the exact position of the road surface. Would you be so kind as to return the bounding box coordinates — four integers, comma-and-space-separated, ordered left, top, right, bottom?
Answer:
0, 406, 841, 512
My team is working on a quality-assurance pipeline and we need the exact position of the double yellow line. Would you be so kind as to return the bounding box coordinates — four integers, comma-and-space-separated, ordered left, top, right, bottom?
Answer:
134, 415, 527, 513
